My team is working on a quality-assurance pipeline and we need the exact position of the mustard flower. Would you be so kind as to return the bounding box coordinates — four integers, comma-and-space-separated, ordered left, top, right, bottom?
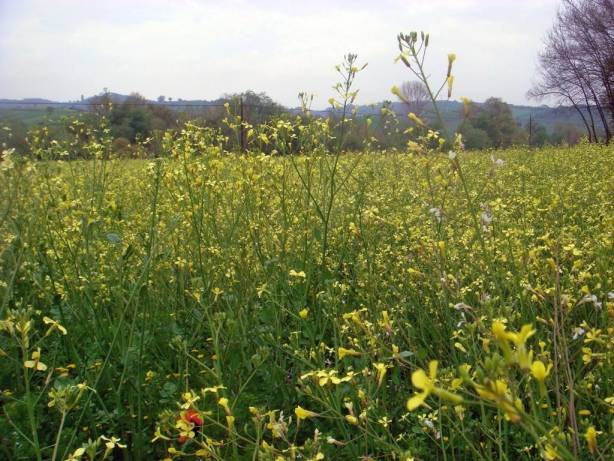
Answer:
407, 361, 463, 410
294, 405, 318, 421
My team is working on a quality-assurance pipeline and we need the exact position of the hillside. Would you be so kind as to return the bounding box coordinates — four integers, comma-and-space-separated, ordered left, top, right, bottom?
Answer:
0, 94, 589, 135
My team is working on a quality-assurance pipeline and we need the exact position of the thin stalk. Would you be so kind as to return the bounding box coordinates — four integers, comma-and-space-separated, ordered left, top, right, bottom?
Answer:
51, 411, 67, 461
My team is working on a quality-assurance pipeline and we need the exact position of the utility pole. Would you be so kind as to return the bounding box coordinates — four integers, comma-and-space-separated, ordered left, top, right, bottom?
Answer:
240, 97, 246, 152
528, 114, 533, 148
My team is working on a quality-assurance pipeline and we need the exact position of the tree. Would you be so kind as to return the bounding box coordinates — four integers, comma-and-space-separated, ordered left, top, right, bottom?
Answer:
88, 90, 113, 118
527, 120, 550, 147
221, 90, 286, 125
106, 93, 175, 144
465, 98, 525, 148
529, 0, 614, 143
396, 81, 429, 118
0, 117, 28, 153
551, 122, 584, 145
459, 121, 492, 149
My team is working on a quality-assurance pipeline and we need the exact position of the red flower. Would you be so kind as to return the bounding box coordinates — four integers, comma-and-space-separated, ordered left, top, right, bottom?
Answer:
178, 435, 188, 444
184, 409, 203, 426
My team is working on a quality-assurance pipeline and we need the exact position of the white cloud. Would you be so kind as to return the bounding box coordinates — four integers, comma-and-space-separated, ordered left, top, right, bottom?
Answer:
0, 0, 559, 107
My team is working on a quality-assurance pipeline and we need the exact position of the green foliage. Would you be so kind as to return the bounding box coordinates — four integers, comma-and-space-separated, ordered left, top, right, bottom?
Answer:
528, 120, 550, 147
463, 98, 526, 148
459, 120, 492, 149
1, 129, 613, 459
107, 93, 176, 143
550, 122, 584, 145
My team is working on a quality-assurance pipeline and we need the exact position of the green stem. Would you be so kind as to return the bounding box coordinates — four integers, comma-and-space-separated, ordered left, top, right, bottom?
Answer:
23, 365, 42, 461
409, 45, 450, 143
51, 411, 67, 461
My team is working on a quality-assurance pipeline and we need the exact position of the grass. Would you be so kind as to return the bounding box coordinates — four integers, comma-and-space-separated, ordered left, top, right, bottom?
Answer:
0, 108, 81, 125
0, 140, 613, 460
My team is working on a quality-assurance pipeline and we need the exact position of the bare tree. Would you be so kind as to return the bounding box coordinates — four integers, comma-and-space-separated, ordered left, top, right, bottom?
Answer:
88, 89, 113, 118
528, 23, 600, 142
397, 81, 430, 118
529, 0, 614, 143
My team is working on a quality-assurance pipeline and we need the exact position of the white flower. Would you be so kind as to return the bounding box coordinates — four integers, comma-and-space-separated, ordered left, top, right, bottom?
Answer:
1, 148, 15, 171
490, 155, 505, 167
429, 207, 444, 223
480, 204, 493, 230
448, 150, 457, 160
580, 294, 602, 310
453, 303, 471, 311
590, 294, 602, 310
572, 327, 586, 340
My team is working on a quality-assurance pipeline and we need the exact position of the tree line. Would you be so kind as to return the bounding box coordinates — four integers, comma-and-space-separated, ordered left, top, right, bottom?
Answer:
0, 91, 586, 157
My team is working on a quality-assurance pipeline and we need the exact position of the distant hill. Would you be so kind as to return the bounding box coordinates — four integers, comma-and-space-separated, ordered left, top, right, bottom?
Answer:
305, 100, 589, 134
0, 94, 590, 134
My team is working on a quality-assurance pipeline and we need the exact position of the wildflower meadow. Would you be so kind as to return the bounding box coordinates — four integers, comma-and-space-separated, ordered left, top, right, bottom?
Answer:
1, 129, 613, 459
1, 28, 613, 461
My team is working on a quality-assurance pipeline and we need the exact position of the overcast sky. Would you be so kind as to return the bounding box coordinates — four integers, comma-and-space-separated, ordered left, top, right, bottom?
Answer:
0, 0, 559, 108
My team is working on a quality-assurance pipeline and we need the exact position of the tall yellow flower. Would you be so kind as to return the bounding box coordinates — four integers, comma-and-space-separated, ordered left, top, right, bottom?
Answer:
374, 362, 388, 388
530, 360, 552, 382
338, 347, 360, 360
295, 405, 318, 421
492, 322, 535, 369
475, 379, 523, 423
218, 397, 232, 416
406, 361, 463, 410
507, 324, 536, 347
43, 316, 67, 336
24, 348, 47, 372
585, 426, 599, 454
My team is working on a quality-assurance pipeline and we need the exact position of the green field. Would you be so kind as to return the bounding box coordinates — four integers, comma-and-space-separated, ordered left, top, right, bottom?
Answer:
0, 108, 81, 125
1, 142, 613, 460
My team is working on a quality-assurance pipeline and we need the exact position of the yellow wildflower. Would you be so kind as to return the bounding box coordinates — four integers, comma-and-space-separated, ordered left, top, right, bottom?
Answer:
542, 444, 560, 460
65, 447, 85, 461
338, 347, 360, 360
43, 316, 67, 335
530, 360, 552, 382
294, 405, 318, 420
475, 379, 522, 423
408, 112, 424, 127
585, 426, 598, 454
24, 348, 47, 372
151, 426, 170, 442
374, 362, 388, 387
180, 390, 200, 409
101, 436, 126, 458
218, 397, 231, 415
407, 361, 463, 410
